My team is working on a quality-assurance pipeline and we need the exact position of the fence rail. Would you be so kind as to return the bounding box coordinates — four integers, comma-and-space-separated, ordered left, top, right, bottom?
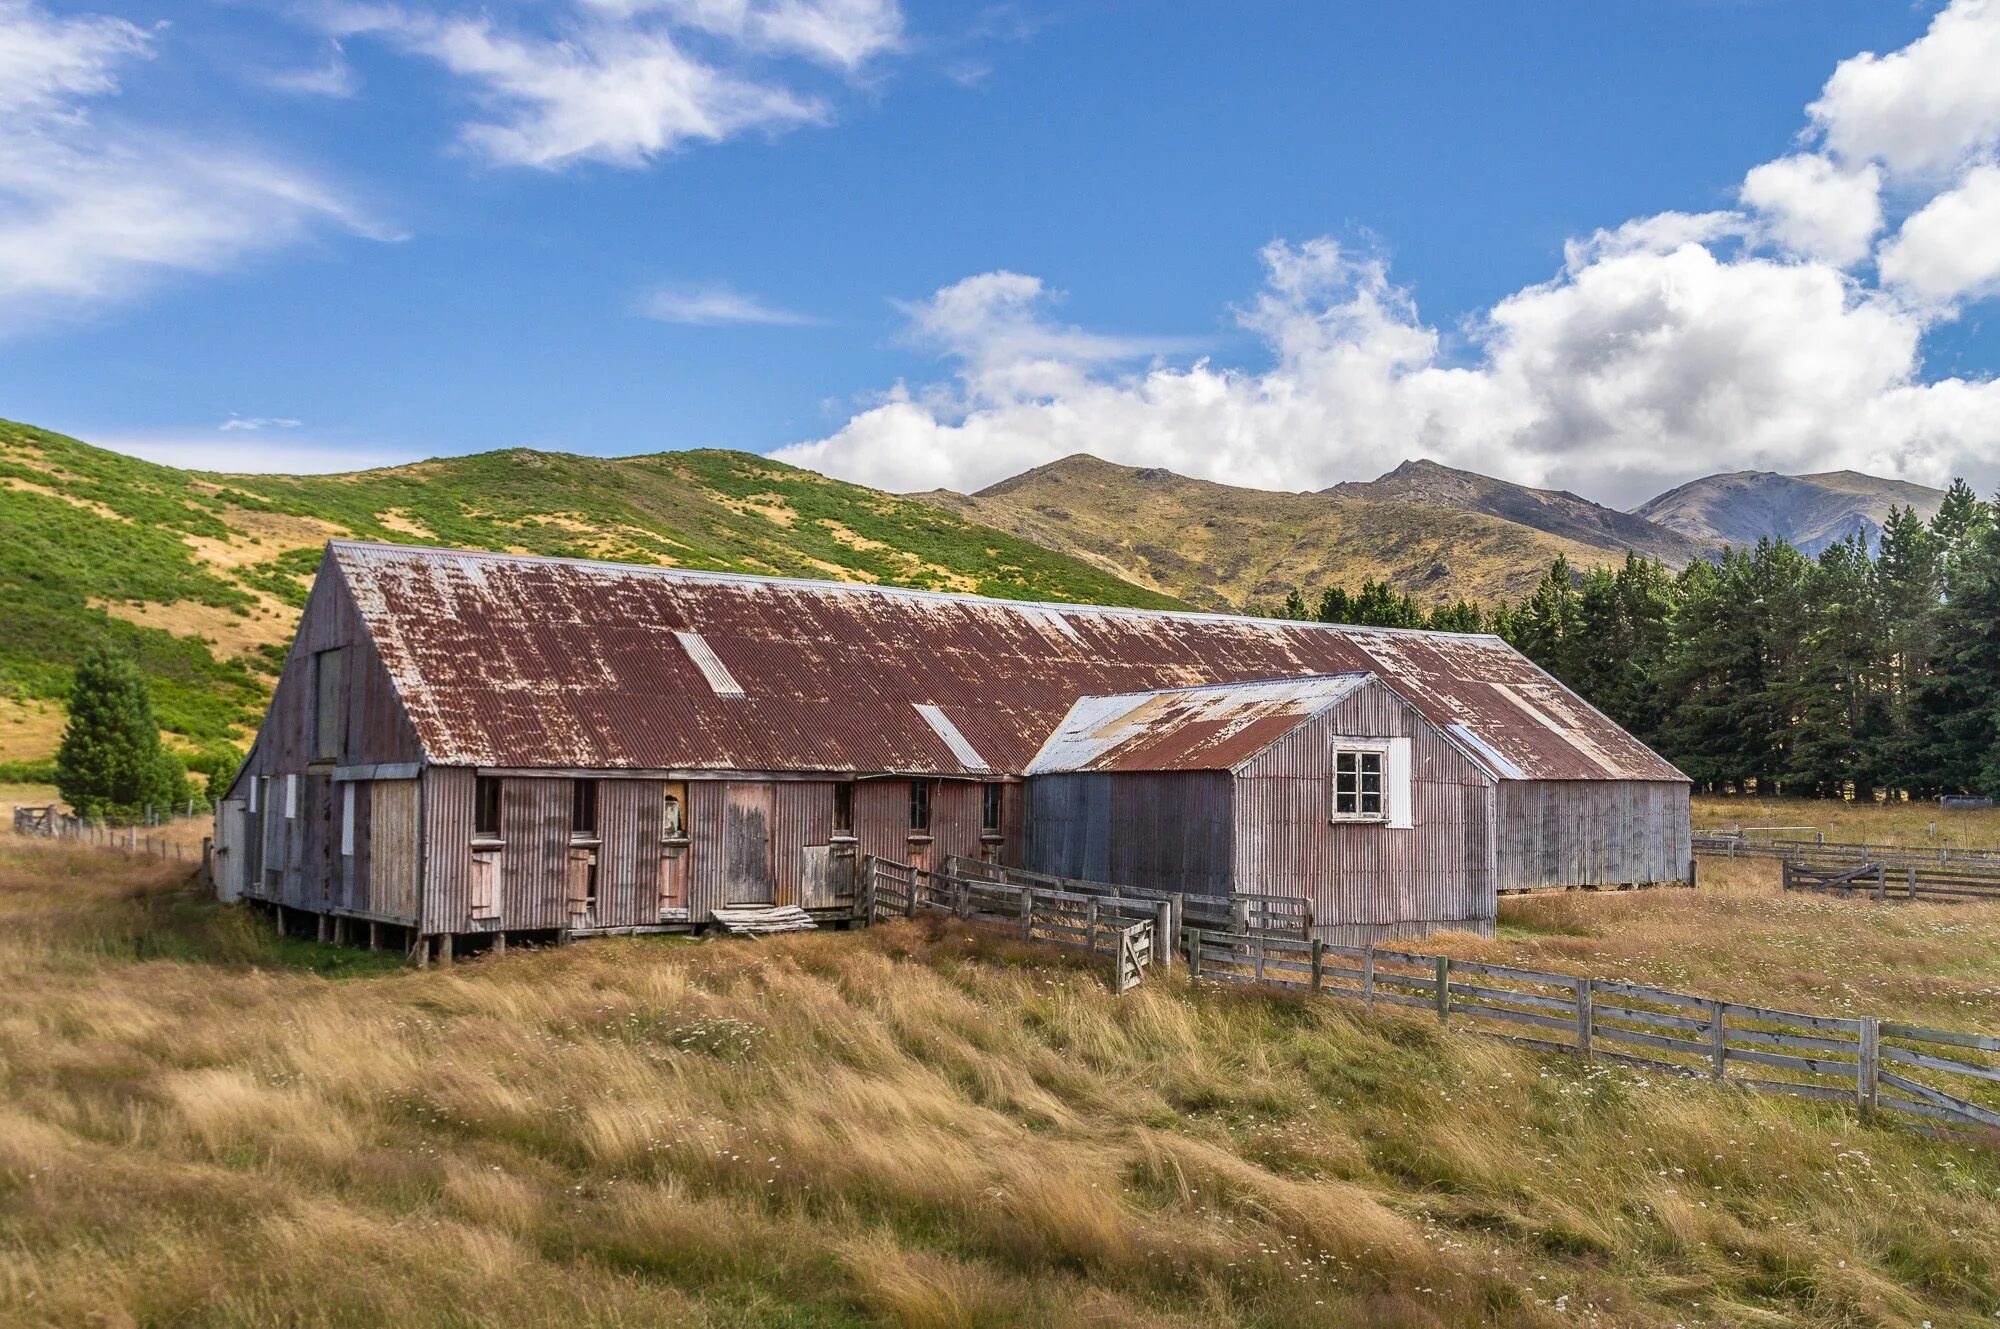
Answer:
1780, 856, 2000, 904
11, 804, 207, 866
1187, 928, 2000, 1137
859, 857, 1163, 993
1696, 832, 2000, 868
942, 855, 1313, 939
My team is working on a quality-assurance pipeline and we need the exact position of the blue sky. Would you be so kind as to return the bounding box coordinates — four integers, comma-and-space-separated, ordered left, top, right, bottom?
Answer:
3, 0, 1998, 507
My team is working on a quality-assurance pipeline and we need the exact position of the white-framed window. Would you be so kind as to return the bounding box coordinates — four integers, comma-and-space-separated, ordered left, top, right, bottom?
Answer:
1331, 747, 1387, 821
284, 773, 299, 820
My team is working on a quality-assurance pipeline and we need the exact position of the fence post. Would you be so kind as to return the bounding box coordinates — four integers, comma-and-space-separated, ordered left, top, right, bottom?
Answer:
1155, 900, 1173, 972
1255, 933, 1267, 983
1708, 999, 1726, 1082
1363, 946, 1376, 1011
1020, 886, 1035, 940
1171, 892, 1185, 948
1576, 976, 1594, 1060
1231, 897, 1249, 934
1874, 864, 1886, 902
1309, 938, 1324, 995
1905, 865, 1917, 900
1859, 1016, 1879, 1119
1434, 956, 1450, 1023
1187, 928, 1203, 979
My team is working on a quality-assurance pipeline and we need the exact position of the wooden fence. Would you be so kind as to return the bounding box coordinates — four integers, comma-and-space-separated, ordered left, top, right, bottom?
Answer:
942, 855, 1314, 939
1187, 929, 2000, 1135
859, 857, 1163, 993
1781, 856, 2000, 903
1696, 832, 2000, 868
11, 805, 207, 868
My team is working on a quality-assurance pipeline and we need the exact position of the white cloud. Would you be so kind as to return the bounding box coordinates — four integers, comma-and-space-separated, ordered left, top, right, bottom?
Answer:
1739, 154, 1882, 267
1878, 162, 2000, 306
1808, 0, 2000, 178
260, 44, 359, 98
220, 415, 305, 431
775, 236, 2000, 506
91, 431, 414, 474
775, 2, 2000, 505
0, 0, 387, 328
640, 282, 819, 325
336, 0, 900, 170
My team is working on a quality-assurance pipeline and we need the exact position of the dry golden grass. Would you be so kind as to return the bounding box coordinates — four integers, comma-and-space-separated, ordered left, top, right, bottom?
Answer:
2, 827, 1998, 1327
1693, 793, 2000, 851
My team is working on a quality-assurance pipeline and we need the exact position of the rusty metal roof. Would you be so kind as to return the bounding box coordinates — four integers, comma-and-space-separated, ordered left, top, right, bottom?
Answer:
1026, 675, 1374, 775
329, 541, 1687, 783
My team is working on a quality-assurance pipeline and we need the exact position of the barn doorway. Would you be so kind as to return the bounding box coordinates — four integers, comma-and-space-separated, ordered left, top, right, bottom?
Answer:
724, 782, 776, 904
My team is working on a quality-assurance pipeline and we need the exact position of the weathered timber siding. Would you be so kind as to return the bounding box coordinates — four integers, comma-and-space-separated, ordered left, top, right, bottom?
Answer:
1235, 681, 1495, 942
499, 777, 571, 931
369, 779, 420, 921
1495, 779, 1691, 891
687, 780, 727, 921
214, 798, 248, 901
597, 779, 666, 928
231, 561, 423, 912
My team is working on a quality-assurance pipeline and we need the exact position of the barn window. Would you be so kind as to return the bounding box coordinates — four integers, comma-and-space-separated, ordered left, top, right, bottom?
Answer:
1332, 749, 1385, 821
832, 782, 854, 836
982, 783, 1003, 834
662, 781, 687, 838
312, 648, 342, 762
571, 779, 598, 838
474, 777, 502, 839
908, 780, 932, 832
340, 783, 356, 856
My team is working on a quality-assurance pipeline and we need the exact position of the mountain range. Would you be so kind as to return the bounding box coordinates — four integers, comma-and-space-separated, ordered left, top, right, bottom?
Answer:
0, 414, 1951, 763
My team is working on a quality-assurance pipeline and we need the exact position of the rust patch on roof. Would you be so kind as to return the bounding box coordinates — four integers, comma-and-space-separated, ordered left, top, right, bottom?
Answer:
1027, 675, 1372, 774
327, 541, 1687, 782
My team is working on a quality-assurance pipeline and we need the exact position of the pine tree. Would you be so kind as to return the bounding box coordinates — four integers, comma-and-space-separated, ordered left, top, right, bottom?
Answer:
1873, 505, 1942, 793
1915, 492, 2000, 796
54, 645, 178, 820
1280, 588, 1310, 620
1315, 586, 1354, 623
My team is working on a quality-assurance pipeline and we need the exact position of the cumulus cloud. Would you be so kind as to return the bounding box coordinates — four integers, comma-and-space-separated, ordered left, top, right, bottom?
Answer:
0, 0, 387, 328
1739, 154, 1881, 266
1878, 163, 2000, 306
640, 281, 819, 325
775, 0, 2000, 505
335, 0, 900, 169
1808, 0, 2000, 178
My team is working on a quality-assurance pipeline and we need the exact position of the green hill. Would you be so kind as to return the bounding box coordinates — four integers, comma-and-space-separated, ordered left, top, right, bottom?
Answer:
0, 420, 1182, 763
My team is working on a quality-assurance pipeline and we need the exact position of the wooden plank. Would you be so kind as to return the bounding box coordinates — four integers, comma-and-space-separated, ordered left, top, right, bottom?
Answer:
1880, 1022, 2000, 1053
1592, 1024, 1711, 1058
1450, 1003, 1578, 1036
1880, 1044, 2000, 1085
1591, 1003, 1713, 1035
1877, 1073, 2000, 1128
1448, 959, 1580, 988
1593, 979, 1709, 1010
1725, 1026, 1859, 1056
1717, 1003, 1862, 1033
1731, 1077, 1858, 1104
1448, 983, 1578, 1014
1724, 1046, 1856, 1077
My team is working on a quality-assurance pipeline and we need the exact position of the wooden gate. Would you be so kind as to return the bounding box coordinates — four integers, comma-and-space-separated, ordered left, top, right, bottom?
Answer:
724, 783, 776, 905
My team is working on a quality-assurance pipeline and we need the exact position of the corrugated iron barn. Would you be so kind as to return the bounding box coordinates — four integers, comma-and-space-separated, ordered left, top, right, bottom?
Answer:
1023, 674, 1503, 944
214, 541, 1689, 956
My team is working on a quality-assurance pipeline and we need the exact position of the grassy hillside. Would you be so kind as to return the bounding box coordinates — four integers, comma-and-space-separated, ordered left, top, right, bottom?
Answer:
3, 833, 1998, 1327
0, 420, 1181, 762
912, 455, 1625, 612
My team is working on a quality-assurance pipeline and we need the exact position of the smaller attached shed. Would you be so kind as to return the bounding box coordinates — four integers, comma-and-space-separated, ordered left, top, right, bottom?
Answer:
1022, 673, 1499, 944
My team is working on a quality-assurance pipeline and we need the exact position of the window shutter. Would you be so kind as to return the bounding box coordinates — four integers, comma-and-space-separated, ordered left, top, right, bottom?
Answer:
470, 853, 498, 919
1386, 737, 1413, 829
340, 784, 355, 856
567, 847, 593, 912
284, 774, 298, 820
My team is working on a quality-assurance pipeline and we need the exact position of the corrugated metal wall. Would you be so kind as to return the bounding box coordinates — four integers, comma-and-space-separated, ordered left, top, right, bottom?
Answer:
1495, 779, 1691, 890
1235, 681, 1495, 939
370, 779, 420, 920
1022, 772, 1234, 894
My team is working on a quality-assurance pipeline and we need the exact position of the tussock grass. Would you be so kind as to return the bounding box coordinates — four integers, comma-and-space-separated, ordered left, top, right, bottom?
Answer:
3, 831, 1999, 1326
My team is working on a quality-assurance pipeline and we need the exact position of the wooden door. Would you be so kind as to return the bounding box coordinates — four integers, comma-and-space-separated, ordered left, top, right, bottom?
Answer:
724, 783, 776, 904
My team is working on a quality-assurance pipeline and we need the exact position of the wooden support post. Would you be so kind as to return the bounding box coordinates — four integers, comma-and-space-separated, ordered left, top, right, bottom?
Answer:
332, 916, 347, 946
1187, 928, 1203, 980
1363, 947, 1376, 1011
1231, 897, 1250, 935
438, 933, 453, 966
1020, 887, 1035, 940
1309, 938, 1324, 994
1434, 956, 1450, 1023
1576, 976, 1594, 1060
493, 932, 507, 957
367, 920, 379, 950
1859, 1015, 1879, 1118
412, 933, 430, 968
317, 913, 330, 943
274, 904, 286, 938
1155, 901, 1174, 973
1687, 856, 1698, 889
1170, 892, 1185, 948
1708, 998, 1726, 1082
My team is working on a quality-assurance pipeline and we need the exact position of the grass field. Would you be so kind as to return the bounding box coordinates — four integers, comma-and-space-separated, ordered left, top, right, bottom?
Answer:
1692, 794, 2000, 851
2, 822, 1999, 1328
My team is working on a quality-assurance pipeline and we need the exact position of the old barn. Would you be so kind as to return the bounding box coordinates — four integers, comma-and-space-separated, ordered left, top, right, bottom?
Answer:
214, 541, 1689, 957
